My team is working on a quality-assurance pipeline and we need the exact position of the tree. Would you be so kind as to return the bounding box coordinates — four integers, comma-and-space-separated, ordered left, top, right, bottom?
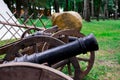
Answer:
104, 0, 109, 19
16, 0, 22, 17
94, 0, 102, 21
73, 0, 77, 11
100, 0, 108, 20
91, 0, 94, 18
53, 0, 59, 12
84, 0, 91, 22
4, 0, 119, 20
77, 0, 84, 16
118, 0, 120, 15
64, 0, 69, 11
115, 0, 118, 19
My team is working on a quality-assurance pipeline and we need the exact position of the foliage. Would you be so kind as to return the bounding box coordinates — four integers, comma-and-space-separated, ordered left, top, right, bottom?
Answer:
4, 0, 120, 20
108, 0, 115, 12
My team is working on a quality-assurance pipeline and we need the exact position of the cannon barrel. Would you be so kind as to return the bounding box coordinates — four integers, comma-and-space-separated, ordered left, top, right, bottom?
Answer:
10, 34, 99, 65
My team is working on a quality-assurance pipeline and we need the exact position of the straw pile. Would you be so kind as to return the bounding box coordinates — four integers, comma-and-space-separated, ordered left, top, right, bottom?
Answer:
52, 11, 82, 31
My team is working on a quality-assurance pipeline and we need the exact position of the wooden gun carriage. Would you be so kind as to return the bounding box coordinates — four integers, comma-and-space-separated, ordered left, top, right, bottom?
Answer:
0, 26, 99, 80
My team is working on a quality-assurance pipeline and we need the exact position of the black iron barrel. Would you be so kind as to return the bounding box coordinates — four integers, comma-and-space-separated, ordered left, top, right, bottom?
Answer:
10, 34, 99, 65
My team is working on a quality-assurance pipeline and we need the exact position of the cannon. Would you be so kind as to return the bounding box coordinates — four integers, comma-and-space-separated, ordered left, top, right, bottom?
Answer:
0, 34, 99, 80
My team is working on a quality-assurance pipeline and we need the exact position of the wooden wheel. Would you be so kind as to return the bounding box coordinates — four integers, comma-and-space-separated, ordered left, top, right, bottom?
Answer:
4, 35, 65, 61
0, 62, 73, 80
47, 29, 95, 79
21, 28, 43, 38
21, 26, 59, 39
43, 25, 59, 33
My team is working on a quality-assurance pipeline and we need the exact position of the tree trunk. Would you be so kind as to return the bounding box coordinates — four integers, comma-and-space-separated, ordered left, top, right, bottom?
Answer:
115, 0, 118, 19
96, 0, 101, 21
100, 5, 105, 20
33, 4, 38, 19
23, 0, 29, 22
48, 1, 51, 16
104, 0, 109, 19
23, 7, 29, 22
70, 1, 74, 11
28, 3, 33, 16
16, 0, 21, 17
91, 0, 94, 18
84, 0, 91, 22
64, 0, 68, 11
118, 0, 120, 16
54, 0, 59, 12
74, 0, 77, 11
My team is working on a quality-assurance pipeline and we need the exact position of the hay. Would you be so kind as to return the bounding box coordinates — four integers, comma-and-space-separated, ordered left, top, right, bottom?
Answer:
52, 11, 82, 31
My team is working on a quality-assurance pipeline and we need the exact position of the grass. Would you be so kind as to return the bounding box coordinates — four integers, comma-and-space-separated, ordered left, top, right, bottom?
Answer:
81, 20, 120, 80
0, 39, 18, 47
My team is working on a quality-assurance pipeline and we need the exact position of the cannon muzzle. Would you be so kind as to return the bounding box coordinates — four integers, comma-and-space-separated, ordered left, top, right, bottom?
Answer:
10, 34, 99, 65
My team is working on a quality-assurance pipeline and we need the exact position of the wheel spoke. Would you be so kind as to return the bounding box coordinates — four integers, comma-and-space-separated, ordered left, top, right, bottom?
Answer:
16, 52, 23, 57
42, 42, 49, 52
60, 64, 66, 71
77, 57, 90, 62
52, 60, 69, 68
67, 62, 72, 76
33, 43, 38, 53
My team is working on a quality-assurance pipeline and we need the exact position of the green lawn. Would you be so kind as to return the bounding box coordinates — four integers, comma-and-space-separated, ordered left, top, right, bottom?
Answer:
81, 20, 120, 80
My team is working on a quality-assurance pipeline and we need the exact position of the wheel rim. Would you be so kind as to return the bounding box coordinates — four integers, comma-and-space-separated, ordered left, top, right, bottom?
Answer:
0, 62, 73, 80
5, 35, 65, 61
21, 28, 42, 38
50, 29, 95, 79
